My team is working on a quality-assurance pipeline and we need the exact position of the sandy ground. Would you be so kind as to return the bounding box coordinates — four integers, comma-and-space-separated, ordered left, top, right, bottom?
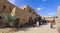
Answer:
14, 23, 58, 33
0, 28, 14, 33
0, 23, 59, 33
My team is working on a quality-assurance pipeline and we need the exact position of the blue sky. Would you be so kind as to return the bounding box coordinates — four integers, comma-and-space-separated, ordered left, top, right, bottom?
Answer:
8, 0, 60, 17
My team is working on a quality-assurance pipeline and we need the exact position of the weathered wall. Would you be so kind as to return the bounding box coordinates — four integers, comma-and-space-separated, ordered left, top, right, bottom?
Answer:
57, 6, 60, 19
0, 0, 31, 26
57, 6, 60, 29
0, 0, 16, 15
14, 7, 31, 26
0, 0, 16, 27
20, 5, 39, 21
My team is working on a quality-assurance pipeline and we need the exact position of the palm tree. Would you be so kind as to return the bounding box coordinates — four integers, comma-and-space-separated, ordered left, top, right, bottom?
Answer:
3, 14, 19, 28
3, 14, 12, 27
12, 16, 19, 28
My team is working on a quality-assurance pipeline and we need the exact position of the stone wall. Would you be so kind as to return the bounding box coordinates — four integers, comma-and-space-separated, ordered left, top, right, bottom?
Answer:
14, 7, 31, 26
20, 5, 39, 21
0, 0, 16, 15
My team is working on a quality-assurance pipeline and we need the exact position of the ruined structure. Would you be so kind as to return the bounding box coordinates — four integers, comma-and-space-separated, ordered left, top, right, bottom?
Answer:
0, 0, 42, 27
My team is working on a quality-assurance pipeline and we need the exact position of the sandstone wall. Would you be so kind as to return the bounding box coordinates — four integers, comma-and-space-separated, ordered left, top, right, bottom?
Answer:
0, 0, 16, 15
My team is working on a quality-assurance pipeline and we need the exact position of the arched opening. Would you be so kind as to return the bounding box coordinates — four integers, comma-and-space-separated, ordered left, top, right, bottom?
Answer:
0, 16, 3, 23
34, 18, 37, 24
12, 18, 19, 28
0, 16, 5, 28
28, 17, 33, 25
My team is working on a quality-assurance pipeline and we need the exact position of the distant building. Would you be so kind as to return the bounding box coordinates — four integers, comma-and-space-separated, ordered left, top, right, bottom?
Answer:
44, 16, 58, 24
44, 16, 57, 20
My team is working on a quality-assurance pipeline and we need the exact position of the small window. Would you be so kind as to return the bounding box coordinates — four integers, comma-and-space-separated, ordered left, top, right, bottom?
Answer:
33, 12, 35, 14
36, 14, 38, 16
3, 6, 6, 9
0, 16, 2, 19
9, 7, 12, 10
24, 8, 25, 10
29, 9, 31, 13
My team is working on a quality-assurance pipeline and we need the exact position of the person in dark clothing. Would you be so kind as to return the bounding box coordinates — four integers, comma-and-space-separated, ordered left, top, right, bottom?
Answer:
50, 21, 53, 28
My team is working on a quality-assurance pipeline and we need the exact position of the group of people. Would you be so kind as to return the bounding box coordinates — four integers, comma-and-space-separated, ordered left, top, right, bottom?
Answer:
36, 19, 55, 28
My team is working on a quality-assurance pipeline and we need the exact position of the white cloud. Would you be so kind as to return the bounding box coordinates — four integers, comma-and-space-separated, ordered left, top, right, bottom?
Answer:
8, 0, 15, 4
49, 13, 52, 15
37, 7, 44, 11
48, 12, 56, 15
43, 0, 47, 1
37, 8, 42, 11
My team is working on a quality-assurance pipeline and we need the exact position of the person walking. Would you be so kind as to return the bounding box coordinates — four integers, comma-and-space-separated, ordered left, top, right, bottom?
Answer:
36, 21, 39, 27
50, 21, 53, 28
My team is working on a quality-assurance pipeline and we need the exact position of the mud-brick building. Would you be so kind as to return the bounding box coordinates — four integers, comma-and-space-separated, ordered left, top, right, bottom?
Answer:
0, 0, 42, 27
0, 0, 16, 14
0, 0, 16, 27
20, 5, 40, 24
11, 7, 31, 27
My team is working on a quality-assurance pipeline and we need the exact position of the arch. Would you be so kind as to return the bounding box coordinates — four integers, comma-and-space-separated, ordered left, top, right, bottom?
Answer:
12, 17, 19, 28
0, 15, 6, 28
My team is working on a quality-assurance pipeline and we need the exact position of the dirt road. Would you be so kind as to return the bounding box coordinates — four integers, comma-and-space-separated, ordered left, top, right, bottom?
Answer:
14, 23, 58, 33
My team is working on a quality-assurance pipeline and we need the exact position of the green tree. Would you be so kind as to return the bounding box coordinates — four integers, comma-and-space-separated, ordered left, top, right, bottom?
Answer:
3, 14, 12, 23
3, 14, 12, 27
3, 14, 19, 28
